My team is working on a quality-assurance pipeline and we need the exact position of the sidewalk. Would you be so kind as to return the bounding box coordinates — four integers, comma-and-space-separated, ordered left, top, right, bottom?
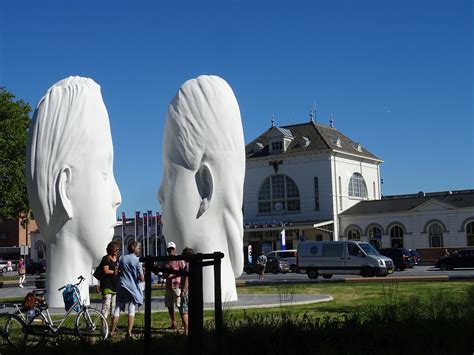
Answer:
0, 289, 332, 315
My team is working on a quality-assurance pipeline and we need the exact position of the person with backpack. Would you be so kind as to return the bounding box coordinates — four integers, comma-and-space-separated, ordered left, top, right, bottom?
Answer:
110, 241, 144, 338
98, 241, 120, 323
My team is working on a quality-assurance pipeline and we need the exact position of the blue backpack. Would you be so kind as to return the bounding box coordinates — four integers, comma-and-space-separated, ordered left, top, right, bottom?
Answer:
62, 285, 80, 312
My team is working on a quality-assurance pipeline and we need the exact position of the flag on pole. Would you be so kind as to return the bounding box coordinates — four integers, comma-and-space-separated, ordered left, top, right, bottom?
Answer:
121, 212, 126, 254
135, 211, 140, 242
143, 212, 148, 255
156, 213, 161, 235
156, 212, 161, 256
147, 210, 152, 254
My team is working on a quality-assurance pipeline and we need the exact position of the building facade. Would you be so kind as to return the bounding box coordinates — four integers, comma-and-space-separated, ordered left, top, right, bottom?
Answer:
0, 218, 36, 260
243, 119, 382, 258
338, 190, 474, 259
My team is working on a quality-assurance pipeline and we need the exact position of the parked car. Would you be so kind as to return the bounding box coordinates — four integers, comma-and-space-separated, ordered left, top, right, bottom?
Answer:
435, 250, 474, 270
244, 256, 290, 274
26, 261, 46, 275
379, 248, 414, 271
408, 249, 421, 265
297, 241, 394, 279
266, 250, 297, 272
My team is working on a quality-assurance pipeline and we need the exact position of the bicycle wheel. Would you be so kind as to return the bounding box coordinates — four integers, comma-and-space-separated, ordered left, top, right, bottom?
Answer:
75, 308, 108, 342
25, 312, 50, 345
1, 314, 27, 347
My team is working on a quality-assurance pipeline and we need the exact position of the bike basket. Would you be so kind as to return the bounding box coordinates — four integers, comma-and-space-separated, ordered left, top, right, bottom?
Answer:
62, 285, 80, 312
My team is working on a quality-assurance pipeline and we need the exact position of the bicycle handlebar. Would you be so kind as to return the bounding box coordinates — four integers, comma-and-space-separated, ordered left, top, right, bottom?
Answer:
58, 275, 85, 291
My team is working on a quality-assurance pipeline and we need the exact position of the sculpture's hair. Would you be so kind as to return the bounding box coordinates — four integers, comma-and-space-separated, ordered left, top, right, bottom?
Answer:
26, 77, 104, 238
164, 75, 245, 277
165, 75, 244, 169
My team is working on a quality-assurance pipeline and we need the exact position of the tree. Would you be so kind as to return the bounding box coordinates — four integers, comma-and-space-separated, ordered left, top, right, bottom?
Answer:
0, 87, 31, 223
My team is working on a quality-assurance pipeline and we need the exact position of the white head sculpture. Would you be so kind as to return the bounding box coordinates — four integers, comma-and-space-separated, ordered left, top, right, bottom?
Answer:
26, 76, 121, 306
158, 75, 245, 302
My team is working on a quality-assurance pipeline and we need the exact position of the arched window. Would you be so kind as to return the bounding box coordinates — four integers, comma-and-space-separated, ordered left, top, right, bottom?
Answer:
258, 175, 300, 214
35, 241, 46, 260
368, 226, 382, 250
348, 228, 361, 240
348, 173, 368, 199
467, 221, 474, 246
390, 225, 404, 248
428, 223, 443, 247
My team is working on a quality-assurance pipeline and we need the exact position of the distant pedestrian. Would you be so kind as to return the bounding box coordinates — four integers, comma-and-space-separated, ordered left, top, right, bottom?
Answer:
164, 241, 186, 329
179, 247, 194, 335
18, 258, 26, 288
443, 248, 450, 257
110, 241, 144, 338
6, 259, 12, 272
257, 252, 267, 280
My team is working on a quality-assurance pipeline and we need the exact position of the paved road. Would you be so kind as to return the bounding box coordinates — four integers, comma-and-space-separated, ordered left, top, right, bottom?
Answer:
238, 265, 474, 283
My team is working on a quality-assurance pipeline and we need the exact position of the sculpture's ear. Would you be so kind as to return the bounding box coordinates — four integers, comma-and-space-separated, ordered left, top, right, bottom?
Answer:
57, 166, 73, 220
195, 162, 214, 219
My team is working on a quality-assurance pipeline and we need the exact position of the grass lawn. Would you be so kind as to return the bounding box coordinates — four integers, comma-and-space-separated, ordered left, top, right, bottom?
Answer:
108, 281, 473, 330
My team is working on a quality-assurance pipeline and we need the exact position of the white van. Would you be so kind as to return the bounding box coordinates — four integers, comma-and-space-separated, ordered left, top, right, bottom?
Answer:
297, 241, 394, 279
266, 250, 297, 272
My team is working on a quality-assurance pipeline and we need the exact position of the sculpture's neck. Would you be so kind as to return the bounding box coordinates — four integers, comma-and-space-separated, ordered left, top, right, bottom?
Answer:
46, 231, 93, 307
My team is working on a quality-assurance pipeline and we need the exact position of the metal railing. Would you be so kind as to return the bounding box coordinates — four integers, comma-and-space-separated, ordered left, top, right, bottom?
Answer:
140, 252, 224, 355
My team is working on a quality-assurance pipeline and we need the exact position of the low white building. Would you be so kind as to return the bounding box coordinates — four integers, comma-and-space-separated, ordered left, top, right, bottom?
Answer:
243, 117, 382, 257
338, 190, 474, 254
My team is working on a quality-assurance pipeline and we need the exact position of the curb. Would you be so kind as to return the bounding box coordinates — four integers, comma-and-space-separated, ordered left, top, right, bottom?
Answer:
240, 274, 474, 286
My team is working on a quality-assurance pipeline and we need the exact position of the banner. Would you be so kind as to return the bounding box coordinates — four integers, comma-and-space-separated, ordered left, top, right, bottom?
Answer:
156, 213, 161, 235
135, 211, 140, 241
121, 212, 126, 254
280, 229, 286, 251
143, 212, 148, 255
147, 210, 152, 253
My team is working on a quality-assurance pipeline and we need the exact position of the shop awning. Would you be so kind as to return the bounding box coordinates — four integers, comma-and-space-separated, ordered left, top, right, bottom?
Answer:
313, 220, 333, 229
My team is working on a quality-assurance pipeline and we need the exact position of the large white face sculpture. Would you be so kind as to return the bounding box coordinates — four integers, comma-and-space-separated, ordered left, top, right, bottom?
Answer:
27, 77, 121, 307
158, 75, 245, 302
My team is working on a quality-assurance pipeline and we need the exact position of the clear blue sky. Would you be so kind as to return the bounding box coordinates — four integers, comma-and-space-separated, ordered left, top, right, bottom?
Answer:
1, 0, 472, 217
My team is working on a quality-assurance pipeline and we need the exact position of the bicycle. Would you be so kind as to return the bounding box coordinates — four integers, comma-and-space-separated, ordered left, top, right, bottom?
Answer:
1, 275, 108, 346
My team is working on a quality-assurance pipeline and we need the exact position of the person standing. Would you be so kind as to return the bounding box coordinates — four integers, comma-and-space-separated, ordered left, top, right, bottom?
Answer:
100, 241, 120, 323
179, 247, 194, 335
110, 241, 144, 338
6, 259, 13, 273
164, 241, 186, 330
18, 258, 26, 288
257, 252, 267, 280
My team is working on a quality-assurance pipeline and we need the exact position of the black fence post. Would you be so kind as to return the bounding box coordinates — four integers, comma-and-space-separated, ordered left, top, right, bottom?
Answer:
213, 252, 223, 354
188, 254, 204, 355
144, 257, 152, 353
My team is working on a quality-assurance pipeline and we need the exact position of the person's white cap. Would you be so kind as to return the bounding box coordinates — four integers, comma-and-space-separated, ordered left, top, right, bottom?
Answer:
167, 241, 176, 249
